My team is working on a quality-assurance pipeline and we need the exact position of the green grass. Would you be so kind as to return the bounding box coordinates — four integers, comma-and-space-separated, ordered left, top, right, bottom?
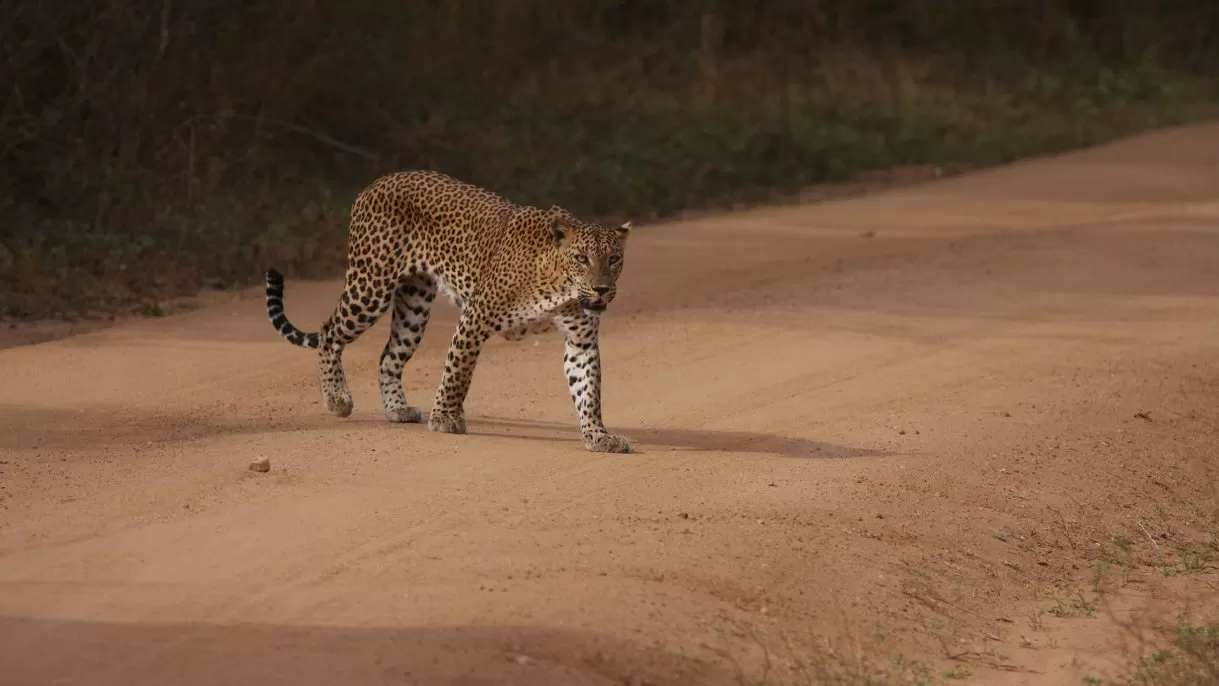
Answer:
1114, 622, 1219, 686
713, 621, 935, 686
1047, 591, 1099, 619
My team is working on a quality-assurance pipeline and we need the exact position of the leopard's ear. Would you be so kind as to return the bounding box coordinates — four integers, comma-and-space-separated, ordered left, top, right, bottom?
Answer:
547, 206, 570, 244
614, 221, 632, 242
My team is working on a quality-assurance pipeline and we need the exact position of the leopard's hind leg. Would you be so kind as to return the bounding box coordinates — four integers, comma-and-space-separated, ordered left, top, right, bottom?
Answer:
318, 268, 394, 417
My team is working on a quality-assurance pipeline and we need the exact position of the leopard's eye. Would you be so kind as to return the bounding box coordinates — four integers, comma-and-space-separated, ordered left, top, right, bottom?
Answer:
575, 254, 590, 265
609, 254, 622, 265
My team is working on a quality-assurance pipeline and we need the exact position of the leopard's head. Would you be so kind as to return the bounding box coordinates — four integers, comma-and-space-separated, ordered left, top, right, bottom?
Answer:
548, 208, 631, 316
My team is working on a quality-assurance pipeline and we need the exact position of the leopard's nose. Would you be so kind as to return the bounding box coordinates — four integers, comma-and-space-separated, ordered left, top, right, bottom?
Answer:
594, 286, 610, 296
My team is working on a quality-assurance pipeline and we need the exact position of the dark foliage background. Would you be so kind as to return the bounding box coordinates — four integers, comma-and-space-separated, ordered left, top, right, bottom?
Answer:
2, 1, 1216, 317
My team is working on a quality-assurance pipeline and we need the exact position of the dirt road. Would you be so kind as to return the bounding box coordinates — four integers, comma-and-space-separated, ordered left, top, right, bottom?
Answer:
2, 124, 1218, 685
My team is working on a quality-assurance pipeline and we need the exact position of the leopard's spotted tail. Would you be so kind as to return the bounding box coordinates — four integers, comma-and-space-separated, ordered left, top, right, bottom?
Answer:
265, 268, 321, 349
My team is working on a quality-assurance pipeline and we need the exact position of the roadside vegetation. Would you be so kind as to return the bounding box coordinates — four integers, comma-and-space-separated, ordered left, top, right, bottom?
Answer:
3, 2, 1216, 319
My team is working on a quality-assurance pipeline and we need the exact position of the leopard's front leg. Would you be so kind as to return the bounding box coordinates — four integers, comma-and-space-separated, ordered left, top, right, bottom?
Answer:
428, 311, 492, 435
554, 312, 631, 453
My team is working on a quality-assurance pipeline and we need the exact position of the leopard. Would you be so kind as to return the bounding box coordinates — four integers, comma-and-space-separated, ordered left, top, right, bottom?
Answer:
264, 170, 633, 453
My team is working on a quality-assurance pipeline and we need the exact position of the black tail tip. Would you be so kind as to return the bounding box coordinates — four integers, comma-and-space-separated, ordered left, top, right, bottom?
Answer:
266, 267, 285, 284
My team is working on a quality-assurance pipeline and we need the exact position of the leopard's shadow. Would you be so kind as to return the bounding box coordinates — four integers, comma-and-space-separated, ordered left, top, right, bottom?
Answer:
0, 405, 881, 460
467, 417, 883, 459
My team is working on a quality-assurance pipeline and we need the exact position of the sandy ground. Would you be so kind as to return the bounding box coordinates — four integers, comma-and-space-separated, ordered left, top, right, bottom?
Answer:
1, 124, 1217, 685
